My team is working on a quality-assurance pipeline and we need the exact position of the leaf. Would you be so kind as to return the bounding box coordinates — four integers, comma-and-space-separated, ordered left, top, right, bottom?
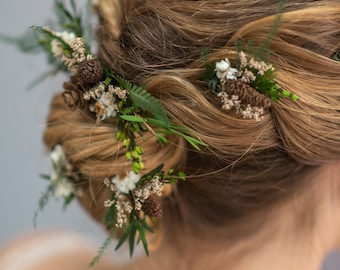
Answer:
70, 0, 77, 15
0, 31, 41, 53
39, 174, 51, 181
145, 118, 207, 150
141, 164, 164, 181
33, 185, 53, 228
63, 194, 74, 209
55, 0, 74, 23
129, 224, 137, 257
112, 74, 170, 127
115, 224, 132, 251
31, 26, 72, 51
104, 205, 117, 228
136, 224, 149, 256
120, 115, 145, 123
89, 232, 115, 267
140, 218, 154, 233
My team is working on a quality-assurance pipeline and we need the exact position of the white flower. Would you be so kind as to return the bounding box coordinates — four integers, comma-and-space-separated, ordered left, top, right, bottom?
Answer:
49, 145, 75, 198
50, 31, 76, 57
59, 31, 76, 43
54, 178, 75, 198
112, 171, 140, 194
215, 58, 238, 81
49, 145, 67, 168
51, 39, 64, 57
95, 93, 118, 120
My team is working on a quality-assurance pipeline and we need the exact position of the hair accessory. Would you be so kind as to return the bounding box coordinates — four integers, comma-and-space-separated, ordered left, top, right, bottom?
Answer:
206, 51, 298, 121
16, 0, 206, 265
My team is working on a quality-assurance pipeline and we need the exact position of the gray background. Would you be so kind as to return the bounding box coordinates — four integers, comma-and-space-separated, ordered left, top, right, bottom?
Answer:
0, 1, 339, 269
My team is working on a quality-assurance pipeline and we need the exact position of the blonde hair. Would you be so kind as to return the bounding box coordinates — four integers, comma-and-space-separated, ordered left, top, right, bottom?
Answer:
44, 0, 340, 244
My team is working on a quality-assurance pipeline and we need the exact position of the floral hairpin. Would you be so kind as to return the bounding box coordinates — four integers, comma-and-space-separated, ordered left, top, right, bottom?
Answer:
205, 51, 298, 121
18, 0, 206, 265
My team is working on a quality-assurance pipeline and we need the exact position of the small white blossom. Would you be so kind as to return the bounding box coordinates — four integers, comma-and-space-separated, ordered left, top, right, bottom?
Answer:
49, 144, 66, 167
115, 200, 133, 228
60, 31, 76, 43
215, 58, 238, 81
49, 145, 75, 198
53, 177, 75, 198
51, 40, 64, 57
112, 171, 140, 194
104, 199, 115, 207
50, 31, 76, 57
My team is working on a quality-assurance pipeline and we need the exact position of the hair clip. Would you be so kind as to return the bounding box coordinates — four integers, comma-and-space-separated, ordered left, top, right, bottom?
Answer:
20, 0, 206, 265
205, 51, 298, 121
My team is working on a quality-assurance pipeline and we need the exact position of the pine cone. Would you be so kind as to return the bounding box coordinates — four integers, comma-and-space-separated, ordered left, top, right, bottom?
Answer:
225, 80, 272, 109
62, 76, 89, 110
141, 197, 162, 218
78, 59, 104, 84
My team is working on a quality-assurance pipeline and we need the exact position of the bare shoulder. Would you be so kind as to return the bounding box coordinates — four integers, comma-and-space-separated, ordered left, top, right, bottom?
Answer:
0, 231, 114, 270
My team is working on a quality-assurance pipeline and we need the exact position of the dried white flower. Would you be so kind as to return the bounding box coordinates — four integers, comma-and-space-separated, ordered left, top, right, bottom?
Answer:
49, 145, 75, 198
115, 200, 133, 228
49, 144, 67, 167
53, 177, 75, 198
50, 31, 76, 57
112, 171, 141, 194
215, 58, 238, 81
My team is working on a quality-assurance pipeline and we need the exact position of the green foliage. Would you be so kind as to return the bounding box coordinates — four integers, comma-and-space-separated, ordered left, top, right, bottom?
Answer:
31, 25, 72, 52
33, 185, 54, 228
250, 67, 298, 102
235, 0, 285, 62
55, 0, 83, 37
114, 213, 154, 258
112, 73, 170, 127
4, 0, 93, 89
145, 118, 207, 150
89, 232, 116, 267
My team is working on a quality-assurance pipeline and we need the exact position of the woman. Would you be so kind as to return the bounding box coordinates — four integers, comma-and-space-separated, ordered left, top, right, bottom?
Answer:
1, 0, 340, 269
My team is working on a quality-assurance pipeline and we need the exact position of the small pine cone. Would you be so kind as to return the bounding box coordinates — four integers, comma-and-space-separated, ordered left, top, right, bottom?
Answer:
78, 59, 104, 84
226, 80, 272, 109
62, 76, 89, 110
141, 197, 162, 218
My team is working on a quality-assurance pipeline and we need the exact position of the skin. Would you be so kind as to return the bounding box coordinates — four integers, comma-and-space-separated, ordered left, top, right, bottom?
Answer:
1, 162, 340, 270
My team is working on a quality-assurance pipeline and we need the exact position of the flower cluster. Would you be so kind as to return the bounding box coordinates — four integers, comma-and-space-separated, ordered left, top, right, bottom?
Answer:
48, 28, 94, 73
103, 171, 164, 228
49, 145, 76, 199
83, 83, 127, 123
211, 51, 298, 121
237, 51, 273, 83
215, 58, 238, 81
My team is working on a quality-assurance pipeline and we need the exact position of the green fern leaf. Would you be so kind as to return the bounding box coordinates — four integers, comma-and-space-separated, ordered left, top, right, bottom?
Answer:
112, 74, 170, 127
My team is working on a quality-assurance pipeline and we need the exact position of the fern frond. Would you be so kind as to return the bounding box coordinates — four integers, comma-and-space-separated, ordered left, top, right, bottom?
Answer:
89, 233, 115, 267
112, 74, 170, 127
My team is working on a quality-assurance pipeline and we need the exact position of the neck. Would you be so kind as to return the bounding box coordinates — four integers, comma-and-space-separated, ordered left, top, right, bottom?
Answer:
117, 162, 340, 270
180, 163, 340, 270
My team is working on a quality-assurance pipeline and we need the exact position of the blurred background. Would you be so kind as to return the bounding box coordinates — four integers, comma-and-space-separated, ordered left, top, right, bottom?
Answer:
0, 0, 339, 269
